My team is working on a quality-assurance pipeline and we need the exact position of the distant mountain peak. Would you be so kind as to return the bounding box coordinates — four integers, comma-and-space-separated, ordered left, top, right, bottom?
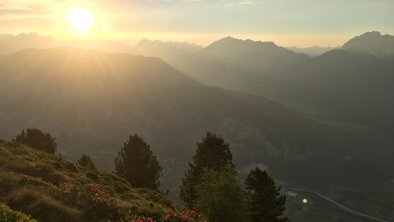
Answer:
136, 39, 202, 48
359, 31, 382, 37
342, 31, 394, 57
134, 39, 202, 59
219, 36, 238, 42
202, 37, 301, 59
212, 36, 277, 47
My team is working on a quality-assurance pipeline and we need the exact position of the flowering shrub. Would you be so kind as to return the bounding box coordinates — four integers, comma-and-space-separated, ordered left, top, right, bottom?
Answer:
19, 173, 43, 183
53, 182, 77, 205
163, 208, 204, 222
86, 183, 116, 207
130, 204, 205, 222
53, 182, 116, 208
18, 173, 204, 222
135, 216, 156, 222
35, 163, 54, 173
58, 182, 73, 193
81, 183, 118, 221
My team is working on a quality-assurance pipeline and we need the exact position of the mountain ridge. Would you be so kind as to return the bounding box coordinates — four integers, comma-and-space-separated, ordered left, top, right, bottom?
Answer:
342, 31, 394, 57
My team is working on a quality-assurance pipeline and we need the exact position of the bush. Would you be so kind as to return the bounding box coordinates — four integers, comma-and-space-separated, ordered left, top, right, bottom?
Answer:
52, 182, 119, 221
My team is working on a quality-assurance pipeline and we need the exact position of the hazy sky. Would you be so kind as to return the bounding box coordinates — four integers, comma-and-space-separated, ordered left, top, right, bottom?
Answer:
0, 0, 393, 46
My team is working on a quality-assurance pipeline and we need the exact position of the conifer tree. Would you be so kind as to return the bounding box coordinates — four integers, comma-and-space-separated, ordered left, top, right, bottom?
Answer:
13, 128, 57, 154
196, 165, 248, 222
77, 155, 96, 170
114, 134, 162, 190
244, 167, 288, 222
180, 132, 234, 208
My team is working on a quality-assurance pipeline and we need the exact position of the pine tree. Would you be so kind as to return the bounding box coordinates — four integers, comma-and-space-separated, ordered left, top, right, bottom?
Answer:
244, 167, 289, 222
13, 128, 57, 154
180, 132, 234, 208
77, 155, 96, 170
114, 134, 162, 190
196, 165, 248, 222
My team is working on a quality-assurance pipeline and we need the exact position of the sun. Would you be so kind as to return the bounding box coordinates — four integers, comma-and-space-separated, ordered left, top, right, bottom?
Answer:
66, 7, 95, 34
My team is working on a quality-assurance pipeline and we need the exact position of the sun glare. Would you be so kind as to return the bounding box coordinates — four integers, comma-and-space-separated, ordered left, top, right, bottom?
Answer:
66, 7, 95, 34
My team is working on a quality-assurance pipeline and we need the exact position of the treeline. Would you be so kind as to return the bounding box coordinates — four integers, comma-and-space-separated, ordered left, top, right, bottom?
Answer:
12, 128, 288, 222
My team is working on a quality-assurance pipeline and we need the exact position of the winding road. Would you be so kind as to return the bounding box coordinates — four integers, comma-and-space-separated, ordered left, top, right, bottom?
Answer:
284, 187, 393, 222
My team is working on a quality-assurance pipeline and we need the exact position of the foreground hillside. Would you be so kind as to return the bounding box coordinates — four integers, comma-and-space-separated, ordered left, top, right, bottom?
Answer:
0, 140, 173, 221
0, 202, 37, 222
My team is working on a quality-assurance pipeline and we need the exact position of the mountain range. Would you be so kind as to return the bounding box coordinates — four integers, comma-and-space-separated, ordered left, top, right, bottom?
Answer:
168, 32, 394, 120
0, 32, 393, 217
0, 33, 199, 57
0, 46, 348, 192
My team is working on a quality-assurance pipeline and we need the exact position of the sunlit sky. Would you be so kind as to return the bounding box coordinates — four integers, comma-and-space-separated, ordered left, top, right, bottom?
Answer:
0, 0, 393, 47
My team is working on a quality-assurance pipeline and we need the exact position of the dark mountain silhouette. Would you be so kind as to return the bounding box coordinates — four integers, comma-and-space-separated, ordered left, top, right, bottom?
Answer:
342, 31, 394, 57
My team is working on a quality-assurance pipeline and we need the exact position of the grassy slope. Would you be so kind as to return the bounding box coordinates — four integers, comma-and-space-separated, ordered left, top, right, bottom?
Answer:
0, 139, 173, 222
0, 202, 37, 222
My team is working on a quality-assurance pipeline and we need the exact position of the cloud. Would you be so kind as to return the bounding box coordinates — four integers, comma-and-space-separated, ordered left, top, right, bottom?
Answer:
140, 0, 255, 4
0, 17, 56, 31
239, 1, 254, 5
0, 0, 53, 18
